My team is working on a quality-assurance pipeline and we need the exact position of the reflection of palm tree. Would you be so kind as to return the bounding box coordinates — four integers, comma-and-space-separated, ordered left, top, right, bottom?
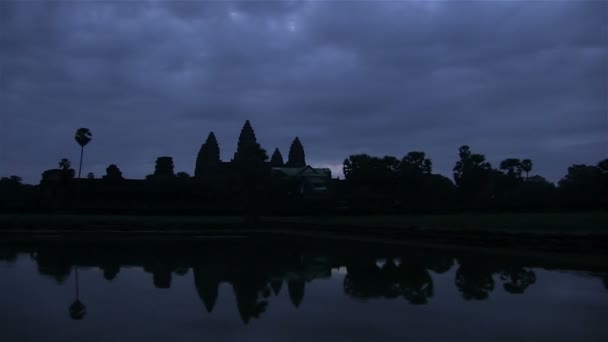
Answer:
69, 267, 86, 320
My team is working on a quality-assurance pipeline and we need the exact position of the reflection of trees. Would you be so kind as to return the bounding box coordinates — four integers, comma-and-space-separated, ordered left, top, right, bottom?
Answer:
344, 258, 433, 304
100, 263, 120, 281
422, 255, 454, 274
500, 267, 536, 294
0, 249, 17, 263
344, 259, 398, 298
35, 251, 72, 284
396, 262, 433, 305
455, 260, 495, 300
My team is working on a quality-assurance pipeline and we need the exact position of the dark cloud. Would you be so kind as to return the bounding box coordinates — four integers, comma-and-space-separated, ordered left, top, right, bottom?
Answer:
1, 0, 606, 183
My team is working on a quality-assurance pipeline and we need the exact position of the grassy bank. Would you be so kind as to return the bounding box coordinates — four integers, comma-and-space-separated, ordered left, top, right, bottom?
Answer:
0, 212, 606, 235
264, 212, 608, 235
1, 212, 607, 254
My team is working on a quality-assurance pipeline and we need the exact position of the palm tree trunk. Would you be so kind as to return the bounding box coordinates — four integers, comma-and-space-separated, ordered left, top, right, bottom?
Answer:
78, 146, 84, 179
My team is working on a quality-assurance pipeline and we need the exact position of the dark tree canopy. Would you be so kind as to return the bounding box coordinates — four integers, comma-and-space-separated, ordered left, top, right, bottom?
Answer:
558, 164, 604, 209
453, 145, 493, 204
401, 152, 432, 176
195, 132, 221, 178
270, 148, 284, 167
499, 158, 523, 179
59, 158, 71, 170
521, 159, 533, 179
176, 171, 190, 179
233, 120, 268, 165
287, 137, 306, 168
103, 164, 123, 180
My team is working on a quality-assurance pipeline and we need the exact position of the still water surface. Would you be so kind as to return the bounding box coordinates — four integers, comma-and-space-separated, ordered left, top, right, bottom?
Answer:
1, 238, 607, 341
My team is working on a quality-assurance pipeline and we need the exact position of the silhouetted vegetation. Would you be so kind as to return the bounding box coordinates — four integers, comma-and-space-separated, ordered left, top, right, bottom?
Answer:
0, 122, 606, 216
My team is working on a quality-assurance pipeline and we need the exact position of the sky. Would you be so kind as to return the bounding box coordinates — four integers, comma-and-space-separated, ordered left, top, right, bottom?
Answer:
1, 0, 606, 184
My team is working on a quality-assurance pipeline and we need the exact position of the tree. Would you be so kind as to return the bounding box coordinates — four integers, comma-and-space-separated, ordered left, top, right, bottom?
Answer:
499, 158, 523, 179
270, 148, 284, 167
103, 164, 123, 180
521, 159, 533, 179
397, 152, 434, 212
599, 159, 608, 174
176, 171, 190, 179
87, 173, 94, 179
400, 152, 432, 175
558, 164, 604, 209
343, 154, 401, 212
59, 158, 71, 170
56, 158, 75, 180
195, 132, 221, 178
74, 128, 92, 179
7, 175, 22, 184
453, 145, 493, 206
286, 137, 306, 168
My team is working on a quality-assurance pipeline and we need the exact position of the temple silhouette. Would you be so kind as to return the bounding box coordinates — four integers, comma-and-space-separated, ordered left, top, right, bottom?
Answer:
36, 121, 335, 214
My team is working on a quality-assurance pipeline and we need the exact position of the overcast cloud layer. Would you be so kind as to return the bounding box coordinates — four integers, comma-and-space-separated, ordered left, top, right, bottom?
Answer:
1, 0, 606, 183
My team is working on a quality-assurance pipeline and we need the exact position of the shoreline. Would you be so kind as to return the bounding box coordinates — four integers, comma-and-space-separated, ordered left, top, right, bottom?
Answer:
0, 222, 608, 255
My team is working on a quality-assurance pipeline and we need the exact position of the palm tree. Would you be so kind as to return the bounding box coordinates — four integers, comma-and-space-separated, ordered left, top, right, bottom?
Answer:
521, 159, 533, 180
59, 158, 71, 170
74, 128, 92, 179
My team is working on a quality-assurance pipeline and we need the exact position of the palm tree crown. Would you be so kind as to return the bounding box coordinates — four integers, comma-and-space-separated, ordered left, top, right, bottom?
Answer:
75, 128, 92, 147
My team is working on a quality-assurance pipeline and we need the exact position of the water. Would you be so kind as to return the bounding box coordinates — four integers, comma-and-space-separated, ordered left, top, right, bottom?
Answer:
1, 238, 607, 342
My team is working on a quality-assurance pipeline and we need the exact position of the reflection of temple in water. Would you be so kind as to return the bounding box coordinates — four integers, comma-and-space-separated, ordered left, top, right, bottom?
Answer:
6, 244, 607, 324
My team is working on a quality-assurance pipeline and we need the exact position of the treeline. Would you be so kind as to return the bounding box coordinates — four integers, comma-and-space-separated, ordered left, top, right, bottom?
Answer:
1, 149, 606, 215
0, 120, 606, 215
339, 146, 607, 213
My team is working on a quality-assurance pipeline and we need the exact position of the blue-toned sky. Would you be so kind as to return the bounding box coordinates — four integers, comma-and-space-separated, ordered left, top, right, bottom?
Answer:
1, 0, 606, 183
